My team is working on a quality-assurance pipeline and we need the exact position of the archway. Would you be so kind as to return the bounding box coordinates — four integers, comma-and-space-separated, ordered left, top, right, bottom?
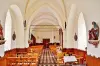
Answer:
30, 34, 36, 46
10, 5, 24, 48
4, 9, 12, 51
4, 5, 24, 49
30, 21, 60, 45
25, 5, 63, 48
78, 12, 87, 50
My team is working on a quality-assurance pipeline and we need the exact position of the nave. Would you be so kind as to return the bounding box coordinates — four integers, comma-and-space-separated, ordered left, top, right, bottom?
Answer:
1, 45, 86, 66
0, 0, 100, 66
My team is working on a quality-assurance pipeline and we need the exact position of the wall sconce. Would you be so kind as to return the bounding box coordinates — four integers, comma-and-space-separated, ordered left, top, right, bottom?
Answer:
54, 36, 55, 39
12, 31, 16, 40
74, 33, 78, 41
23, 20, 26, 27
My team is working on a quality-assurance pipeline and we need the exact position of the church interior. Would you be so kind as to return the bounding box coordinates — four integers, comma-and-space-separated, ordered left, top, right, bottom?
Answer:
0, 0, 100, 66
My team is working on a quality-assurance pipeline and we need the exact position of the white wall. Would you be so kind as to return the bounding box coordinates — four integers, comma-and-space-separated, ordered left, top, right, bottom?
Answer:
4, 9, 12, 51
78, 12, 87, 51
10, 5, 24, 48
65, 0, 100, 57
0, 45, 4, 57
10, 8, 17, 49
63, 30, 67, 48
33, 30, 60, 43
0, 0, 26, 56
66, 4, 77, 48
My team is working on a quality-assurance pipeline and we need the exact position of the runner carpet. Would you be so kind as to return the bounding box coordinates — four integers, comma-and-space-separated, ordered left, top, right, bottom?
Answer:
38, 48, 60, 66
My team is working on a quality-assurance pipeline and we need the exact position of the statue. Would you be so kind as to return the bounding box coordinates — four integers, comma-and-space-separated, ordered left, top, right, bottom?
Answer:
0, 21, 4, 40
89, 21, 99, 40
0, 20, 6, 44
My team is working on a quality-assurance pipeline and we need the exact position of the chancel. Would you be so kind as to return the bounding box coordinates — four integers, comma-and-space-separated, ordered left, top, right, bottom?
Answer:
0, 0, 100, 66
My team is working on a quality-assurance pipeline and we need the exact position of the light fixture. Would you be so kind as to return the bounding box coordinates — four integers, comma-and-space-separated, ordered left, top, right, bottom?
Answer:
23, 20, 26, 27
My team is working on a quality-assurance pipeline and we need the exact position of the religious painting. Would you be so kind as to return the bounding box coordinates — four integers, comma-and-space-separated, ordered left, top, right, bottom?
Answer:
89, 21, 99, 40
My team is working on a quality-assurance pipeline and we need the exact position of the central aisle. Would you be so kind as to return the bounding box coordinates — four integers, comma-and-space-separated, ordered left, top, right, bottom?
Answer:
38, 48, 57, 66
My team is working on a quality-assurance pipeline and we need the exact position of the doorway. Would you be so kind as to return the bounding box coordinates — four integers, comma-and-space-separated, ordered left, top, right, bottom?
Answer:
43, 39, 50, 48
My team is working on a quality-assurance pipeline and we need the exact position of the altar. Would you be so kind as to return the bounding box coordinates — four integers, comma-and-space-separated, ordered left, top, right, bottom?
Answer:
64, 56, 77, 66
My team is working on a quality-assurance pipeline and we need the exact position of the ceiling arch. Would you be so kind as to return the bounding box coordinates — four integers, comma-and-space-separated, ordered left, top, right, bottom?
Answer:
26, 3, 64, 22
25, 0, 67, 29
24, 0, 67, 48
27, 4, 63, 30
26, 0, 65, 19
32, 12, 57, 21
31, 19, 59, 26
32, 18, 57, 24
31, 13, 58, 25
30, 20, 60, 29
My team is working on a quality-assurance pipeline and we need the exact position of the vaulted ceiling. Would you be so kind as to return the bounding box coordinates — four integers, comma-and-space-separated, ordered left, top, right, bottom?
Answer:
25, 0, 67, 29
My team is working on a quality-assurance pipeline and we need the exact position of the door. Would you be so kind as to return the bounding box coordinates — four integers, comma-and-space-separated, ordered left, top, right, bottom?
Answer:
43, 39, 50, 48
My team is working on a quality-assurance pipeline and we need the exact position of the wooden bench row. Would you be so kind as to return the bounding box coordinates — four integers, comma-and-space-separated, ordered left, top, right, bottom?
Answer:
86, 55, 100, 66
4, 45, 44, 66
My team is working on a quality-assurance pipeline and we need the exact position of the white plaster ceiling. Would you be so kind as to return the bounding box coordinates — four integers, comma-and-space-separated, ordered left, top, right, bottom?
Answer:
25, 0, 66, 29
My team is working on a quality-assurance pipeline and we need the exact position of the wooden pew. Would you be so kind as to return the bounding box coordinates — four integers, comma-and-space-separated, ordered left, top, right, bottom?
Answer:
6, 57, 37, 66
62, 48, 87, 64
86, 55, 100, 66
0, 57, 6, 66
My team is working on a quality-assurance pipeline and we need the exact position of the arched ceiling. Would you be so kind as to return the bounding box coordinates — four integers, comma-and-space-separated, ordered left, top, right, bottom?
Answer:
31, 12, 58, 25
31, 22, 59, 33
25, 0, 67, 29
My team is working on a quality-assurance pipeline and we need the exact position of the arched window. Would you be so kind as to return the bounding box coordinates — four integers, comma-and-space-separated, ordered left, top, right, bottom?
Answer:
78, 12, 87, 50
4, 9, 12, 51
